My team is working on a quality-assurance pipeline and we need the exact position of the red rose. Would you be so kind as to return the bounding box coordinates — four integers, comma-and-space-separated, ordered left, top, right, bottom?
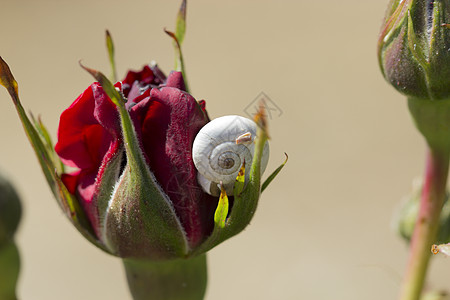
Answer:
55, 68, 216, 257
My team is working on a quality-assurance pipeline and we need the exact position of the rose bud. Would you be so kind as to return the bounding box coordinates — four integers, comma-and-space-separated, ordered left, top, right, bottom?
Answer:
378, 0, 450, 100
0, 56, 285, 260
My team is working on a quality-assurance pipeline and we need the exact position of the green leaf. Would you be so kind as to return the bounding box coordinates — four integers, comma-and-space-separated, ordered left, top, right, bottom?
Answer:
262, 153, 288, 193
105, 30, 117, 82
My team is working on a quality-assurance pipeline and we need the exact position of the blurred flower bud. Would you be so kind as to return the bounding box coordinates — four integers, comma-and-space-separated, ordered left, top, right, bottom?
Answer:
422, 291, 449, 300
0, 171, 21, 300
0, 241, 20, 300
0, 171, 21, 247
396, 178, 450, 244
378, 0, 450, 100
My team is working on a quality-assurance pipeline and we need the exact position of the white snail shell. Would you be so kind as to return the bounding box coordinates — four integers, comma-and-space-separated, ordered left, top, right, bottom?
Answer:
192, 115, 270, 196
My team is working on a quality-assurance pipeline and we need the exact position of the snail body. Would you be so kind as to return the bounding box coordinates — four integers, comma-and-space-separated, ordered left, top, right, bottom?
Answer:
192, 115, 269, 196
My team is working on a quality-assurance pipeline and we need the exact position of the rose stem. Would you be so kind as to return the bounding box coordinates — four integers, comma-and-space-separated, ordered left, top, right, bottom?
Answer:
399, 147, 450, 300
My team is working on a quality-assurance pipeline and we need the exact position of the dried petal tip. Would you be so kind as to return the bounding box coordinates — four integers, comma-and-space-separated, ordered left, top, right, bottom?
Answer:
253, 100, 269, 138
79, 61, 100, 79
0, 57, 19, 103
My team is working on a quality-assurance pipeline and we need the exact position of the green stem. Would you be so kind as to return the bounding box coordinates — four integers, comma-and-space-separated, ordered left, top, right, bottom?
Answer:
399, 97, 450, 300
123, 254, 207, 300
0, 241, 20, 300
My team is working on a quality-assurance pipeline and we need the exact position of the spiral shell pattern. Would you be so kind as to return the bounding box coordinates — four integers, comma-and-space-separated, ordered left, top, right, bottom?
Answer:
192, 115, 269, 196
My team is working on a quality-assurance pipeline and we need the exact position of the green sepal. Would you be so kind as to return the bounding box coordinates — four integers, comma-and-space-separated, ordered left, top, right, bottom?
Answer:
426, 1, 450, 99
0, 57, 105, 251
123, 254, 207, 300
93, 149, 124, 236
0, 241, 20, 300
103, 163, 189, 259
81, 64, 189, 259
54, 171, 107, 250
406, 11, 428, 71
262, 153, 288, 193
105, 30, 117, 83
223, 116, 268, 233
191, 112, 269, 256
164, 29, 189, 93
30, 113, 65, 174
166, 0, 189, 92
214, 186, 229, 229
175, 0, 187, 45
377, 0, 411, 69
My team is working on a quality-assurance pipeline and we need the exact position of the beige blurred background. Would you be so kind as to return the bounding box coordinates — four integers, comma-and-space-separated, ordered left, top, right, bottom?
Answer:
0, 0, 448, 299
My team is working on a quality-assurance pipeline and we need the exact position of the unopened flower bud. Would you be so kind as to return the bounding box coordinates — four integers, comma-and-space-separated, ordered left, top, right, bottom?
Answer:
396, 178, 450, 244
0, 171, 21, 300
378, 0, 450, 100
0, 171, 21, 246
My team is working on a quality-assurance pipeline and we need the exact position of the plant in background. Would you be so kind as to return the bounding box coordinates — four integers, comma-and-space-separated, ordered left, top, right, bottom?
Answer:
378, 0, 450, 299
0, 171, 22, 300
0, 1, 286, 299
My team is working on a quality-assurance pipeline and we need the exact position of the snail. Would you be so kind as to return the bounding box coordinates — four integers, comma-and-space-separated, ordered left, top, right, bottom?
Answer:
192, 115, 270, 196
